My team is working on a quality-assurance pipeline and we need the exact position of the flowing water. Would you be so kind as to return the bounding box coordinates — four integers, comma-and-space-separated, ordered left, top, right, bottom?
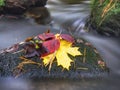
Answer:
0, 0, 120, 90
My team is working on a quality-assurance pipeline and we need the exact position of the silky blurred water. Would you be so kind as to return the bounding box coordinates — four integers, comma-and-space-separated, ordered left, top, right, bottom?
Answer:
0, 0, 120, 90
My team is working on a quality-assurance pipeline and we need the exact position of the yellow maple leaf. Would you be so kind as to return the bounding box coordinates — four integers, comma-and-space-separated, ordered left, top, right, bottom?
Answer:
42, 52, 56, 71
41, 35, 82, 71
56, 40, 82, 70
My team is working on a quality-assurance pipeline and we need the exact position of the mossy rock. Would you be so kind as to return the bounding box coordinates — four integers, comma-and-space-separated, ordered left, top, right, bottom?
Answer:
0, 37, 109, 79
88, 0, 120, 36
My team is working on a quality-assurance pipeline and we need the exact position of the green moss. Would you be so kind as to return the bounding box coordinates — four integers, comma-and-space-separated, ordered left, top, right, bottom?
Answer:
75, 39, 102, 70
89, 0, 120, 36
91, 0, 120, 27
0, 0, 5, 6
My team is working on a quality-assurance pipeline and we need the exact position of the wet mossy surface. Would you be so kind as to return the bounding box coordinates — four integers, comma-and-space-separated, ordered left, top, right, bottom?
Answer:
0, 38, 109, 79
88, 0, 120, 36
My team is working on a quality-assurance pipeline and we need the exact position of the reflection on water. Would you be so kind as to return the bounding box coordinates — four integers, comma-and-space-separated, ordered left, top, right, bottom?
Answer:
24, 7, 52, 25
0, 0, 120, 90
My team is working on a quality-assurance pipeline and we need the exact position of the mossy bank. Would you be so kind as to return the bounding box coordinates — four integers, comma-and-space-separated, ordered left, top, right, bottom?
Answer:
87, 0, 120, 36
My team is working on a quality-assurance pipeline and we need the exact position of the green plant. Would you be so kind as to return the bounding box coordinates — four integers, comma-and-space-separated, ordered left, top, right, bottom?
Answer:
0, 0, 5, 6
91, 0, 120, 27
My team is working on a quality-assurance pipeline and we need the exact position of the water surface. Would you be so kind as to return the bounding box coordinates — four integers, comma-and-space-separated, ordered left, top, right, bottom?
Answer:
0, 0, 120, 90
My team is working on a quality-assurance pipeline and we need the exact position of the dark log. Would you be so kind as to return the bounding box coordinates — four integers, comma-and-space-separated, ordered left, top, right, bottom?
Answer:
0, 0, 48, 15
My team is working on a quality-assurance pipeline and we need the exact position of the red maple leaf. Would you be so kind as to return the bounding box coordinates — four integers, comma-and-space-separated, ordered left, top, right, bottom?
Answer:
37, 33, 74, 57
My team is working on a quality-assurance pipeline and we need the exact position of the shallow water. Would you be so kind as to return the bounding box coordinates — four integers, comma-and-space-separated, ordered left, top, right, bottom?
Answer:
0, 0, 120, 90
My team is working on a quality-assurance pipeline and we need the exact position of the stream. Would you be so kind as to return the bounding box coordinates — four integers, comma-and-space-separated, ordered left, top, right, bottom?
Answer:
0, 0, 120, 90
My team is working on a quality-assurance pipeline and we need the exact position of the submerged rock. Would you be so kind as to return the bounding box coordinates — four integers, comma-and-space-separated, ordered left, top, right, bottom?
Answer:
24, 7, 52, 25
0, 34, 109, 79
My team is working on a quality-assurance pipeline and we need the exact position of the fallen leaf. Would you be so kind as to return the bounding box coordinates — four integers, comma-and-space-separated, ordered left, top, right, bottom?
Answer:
42, 39, 60, 56
42, 39, 82, 70
60, 34, 75, 43
56, 40, 82, 70
38, 33, 55, 41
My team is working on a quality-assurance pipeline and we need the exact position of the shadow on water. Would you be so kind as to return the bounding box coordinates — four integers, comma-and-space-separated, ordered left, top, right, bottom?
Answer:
0, 0, 120, 90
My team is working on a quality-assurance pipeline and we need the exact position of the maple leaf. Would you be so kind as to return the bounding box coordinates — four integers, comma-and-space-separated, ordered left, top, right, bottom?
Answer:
41, 34, 82, 71
42, 52, 56, 71
56, 40, 82, 70
18, 32, 82, 72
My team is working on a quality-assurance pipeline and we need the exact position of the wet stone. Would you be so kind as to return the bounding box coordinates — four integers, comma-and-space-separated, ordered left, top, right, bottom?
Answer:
0, 0, 48, 15
0, 38, 109, 79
